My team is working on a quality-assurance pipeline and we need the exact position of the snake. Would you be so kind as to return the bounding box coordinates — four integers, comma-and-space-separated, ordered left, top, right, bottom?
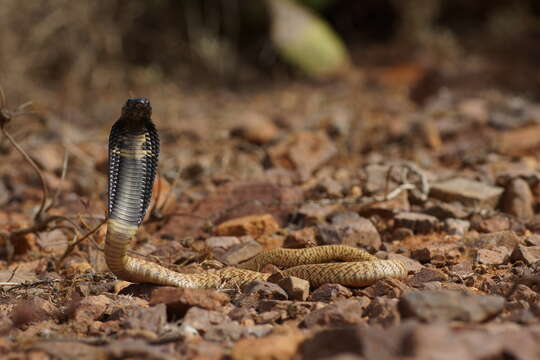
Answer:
105, 98, 409, 289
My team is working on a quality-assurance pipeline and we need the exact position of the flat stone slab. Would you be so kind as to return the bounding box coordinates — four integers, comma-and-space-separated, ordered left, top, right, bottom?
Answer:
430, 177, 503, 209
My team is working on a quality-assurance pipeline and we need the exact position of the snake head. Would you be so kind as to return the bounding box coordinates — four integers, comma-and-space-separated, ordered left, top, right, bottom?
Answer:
121, 98, 152, 126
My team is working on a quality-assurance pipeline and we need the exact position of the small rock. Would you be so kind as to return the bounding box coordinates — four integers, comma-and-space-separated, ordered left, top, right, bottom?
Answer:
430, 177, 504, 209
361, 278, 409, 298
231, 329, 303, 360
409, 268, 448, 287
149, 287, 229, 318
425, 202, 468, 220
284, 227, 317, 248
511, 245, 540, 265
214, 214, 280, 239
272, 276, 310, 301
526, 215, 540, 233
501, 178, 534, 220
410, 243, 460, 264
254, 310, 283, 324
330, 212, 382, 249
497, 124, 540, 155
476, 247, 510, 265
205, 236, 241, 252
299, 327, 363, 359
73, 295, 112, 323
268, 130, 337, 180
232, 112, 279, 144
394, 212, 439, 234
392, 227, 414, 240
242, 281, 288, 300
10, 298, 56, 328
363, 164, 399, 195
119, 304, 167, 334
399, 290, 505, 323
298, 203, 339, 226
449, 261, 473, 277
525, 234, 540, 246
364, 297, 400, 326
471, 214, 511, 233
65, 262, 93, 278
444, 218, 470, 235
316, 177, 344, 198
217, 238, 263, 266
182, 307, 229, 333
303, 299, 369, 328
468, 231, 520, 253
309, 284, 352, 302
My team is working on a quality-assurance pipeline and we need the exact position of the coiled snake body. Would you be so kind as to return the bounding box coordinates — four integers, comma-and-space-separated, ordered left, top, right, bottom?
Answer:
105, 98, 408, 289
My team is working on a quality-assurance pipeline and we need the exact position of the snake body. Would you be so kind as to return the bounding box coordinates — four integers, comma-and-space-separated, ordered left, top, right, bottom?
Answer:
105, 98, 408, 289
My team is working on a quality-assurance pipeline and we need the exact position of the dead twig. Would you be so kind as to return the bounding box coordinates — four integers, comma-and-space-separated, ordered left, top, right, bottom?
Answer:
0, 124, 49, 221
2, 278, 63, 292
57, 218, 106, 266
45, 149, 69, 213
0, 86, 81, 261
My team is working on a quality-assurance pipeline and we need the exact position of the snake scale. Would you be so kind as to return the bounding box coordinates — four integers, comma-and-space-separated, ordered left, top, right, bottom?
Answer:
105, 98, 408, 289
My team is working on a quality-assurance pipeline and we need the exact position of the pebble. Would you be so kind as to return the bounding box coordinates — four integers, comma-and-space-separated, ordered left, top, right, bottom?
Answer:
410, 243, 460, 264
217, 237, 263, 265
242, 281, 288, 300
283, 227, 317, 248
444, 218, 470, 235
425, 201, 468, 219
364, 297, 400, 326
303, 299, 369, 328
399, 289, 505, 323
119, 303, 167, 335
269, 276, 310, 301
309, 284, 352, 303
475, 247, 510, 265
232, 112, 279, 144
149, 287, 229, 318
330, 212, 382, 249
394, 212, 439, 234
409, 268, 448, 287
430, 177, 504, 209
501, 178, 534, 220
232, 329, 303, 360
214, 214, 280, 239
469, 231, 520, 253
511, 245, 540, 265
268, 130, 337, 180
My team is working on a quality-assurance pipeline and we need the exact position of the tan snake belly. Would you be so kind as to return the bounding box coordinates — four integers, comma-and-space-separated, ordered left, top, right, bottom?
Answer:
105, 98, 409, 289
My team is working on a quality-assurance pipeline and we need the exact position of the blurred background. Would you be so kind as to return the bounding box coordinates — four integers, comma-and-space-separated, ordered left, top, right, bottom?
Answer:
2, 0, 540, 105
2, 0, 540, 240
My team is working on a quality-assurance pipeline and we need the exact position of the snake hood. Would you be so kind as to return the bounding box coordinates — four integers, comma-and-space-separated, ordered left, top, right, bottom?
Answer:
108, 97, 159, 225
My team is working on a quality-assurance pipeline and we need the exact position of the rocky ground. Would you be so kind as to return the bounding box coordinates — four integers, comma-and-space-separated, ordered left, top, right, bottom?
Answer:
2, 59, 540, 359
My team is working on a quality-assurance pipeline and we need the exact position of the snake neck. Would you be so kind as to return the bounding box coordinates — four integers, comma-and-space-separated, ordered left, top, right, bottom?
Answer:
105, 99, 159, 281
105, 219, 138, 280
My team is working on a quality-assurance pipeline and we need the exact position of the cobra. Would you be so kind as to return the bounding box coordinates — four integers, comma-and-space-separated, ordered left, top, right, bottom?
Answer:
105, 98, 408, 289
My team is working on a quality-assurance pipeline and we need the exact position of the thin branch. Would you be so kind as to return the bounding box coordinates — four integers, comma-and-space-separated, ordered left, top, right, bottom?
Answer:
57, 218, 106, 266
0, 86, 5, 108
0, 126, 49, 221
46, 148, 69, 212
4, 278, 63, 292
